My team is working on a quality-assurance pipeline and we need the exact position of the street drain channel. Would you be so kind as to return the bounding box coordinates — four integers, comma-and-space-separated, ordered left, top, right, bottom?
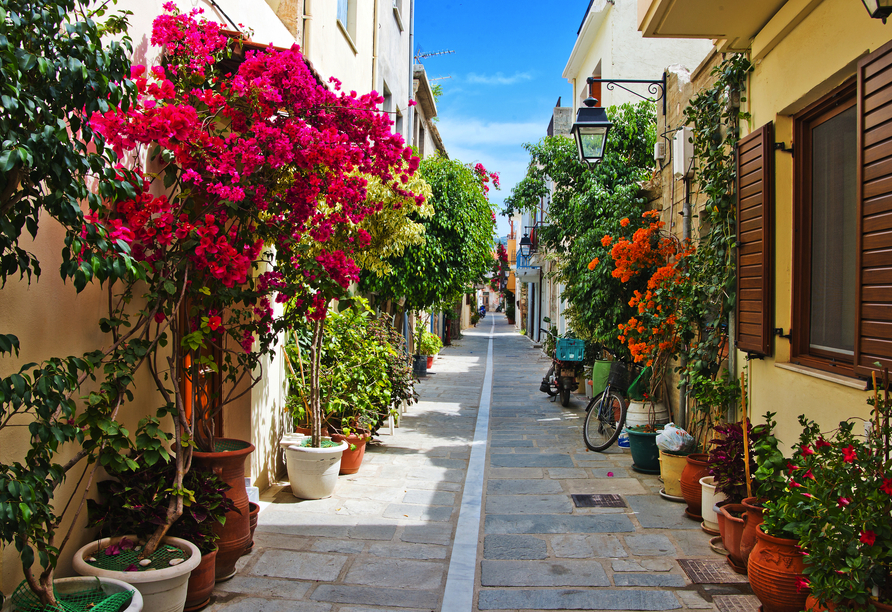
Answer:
713, 595, 761, 612
676, 559, 750, 584
571, 494, 626, 508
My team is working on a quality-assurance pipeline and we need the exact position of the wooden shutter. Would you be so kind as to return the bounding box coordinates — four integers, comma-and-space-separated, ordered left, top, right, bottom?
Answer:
736, 122, 774, 356
855, 40, 892, 375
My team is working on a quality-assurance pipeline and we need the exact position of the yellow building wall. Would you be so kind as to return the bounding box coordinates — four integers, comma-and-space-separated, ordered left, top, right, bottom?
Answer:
741, 0, 892, 450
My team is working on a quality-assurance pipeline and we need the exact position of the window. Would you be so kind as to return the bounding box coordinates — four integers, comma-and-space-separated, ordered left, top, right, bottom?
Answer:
337, 0, 356, 48
792, 81, 857, 374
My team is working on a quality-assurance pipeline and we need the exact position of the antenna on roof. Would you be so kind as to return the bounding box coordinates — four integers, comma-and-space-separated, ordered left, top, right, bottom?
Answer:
414, 50, 455, 62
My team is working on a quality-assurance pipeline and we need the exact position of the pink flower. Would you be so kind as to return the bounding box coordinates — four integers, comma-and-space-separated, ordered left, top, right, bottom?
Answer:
860, 530, 877, 545
607, 472, 614, 477
795, 577, 810, 593
842, 445, 857, 463
837, 497, 851, 507
408, 99, 417, 107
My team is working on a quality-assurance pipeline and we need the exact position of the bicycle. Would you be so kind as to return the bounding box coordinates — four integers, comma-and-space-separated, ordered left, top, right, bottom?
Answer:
582, 350, 646, 452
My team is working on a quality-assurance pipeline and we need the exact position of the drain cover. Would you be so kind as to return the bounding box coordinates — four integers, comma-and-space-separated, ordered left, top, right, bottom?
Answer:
714, 595, 761, 612
677, 558, 750, 584
571, 494, 626, 508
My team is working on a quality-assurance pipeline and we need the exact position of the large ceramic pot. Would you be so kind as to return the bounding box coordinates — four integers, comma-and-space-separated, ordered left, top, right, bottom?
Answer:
625, 401, 671, 428
658, 450, 689, 498
285, 440, 348, 499
243, 502, 260, 555
184, 548, 216, 612
748, 524, 809, 612
412, 354, 427, 377
192, 438, 255, 582
740, 496, 766, 567
0, 577, 145, 612
719, 503, 747, 573
700, 476, 727, 535
627, 426, 662, 474
73, 535, 200, 612
332, 433, 369, 475
679, 453, 710, 521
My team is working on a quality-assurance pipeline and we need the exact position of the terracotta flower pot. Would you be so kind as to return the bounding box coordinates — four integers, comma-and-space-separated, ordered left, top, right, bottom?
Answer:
740, 496, 766, 567
426, 355, 434, 369
719, 503, 747, 573
680, 453, 710, 521
192, 438, 255, 582
240, 502, 260, 556
331, 433, 369, 475
748, 524, 809, 612
184, 547, 217, 612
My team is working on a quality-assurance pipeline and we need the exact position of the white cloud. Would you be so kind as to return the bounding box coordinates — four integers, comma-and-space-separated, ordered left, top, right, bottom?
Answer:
465, 71, 534, 86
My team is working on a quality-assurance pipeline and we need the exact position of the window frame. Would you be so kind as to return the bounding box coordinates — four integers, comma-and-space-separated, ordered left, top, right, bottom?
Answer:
791, 78, 858, 376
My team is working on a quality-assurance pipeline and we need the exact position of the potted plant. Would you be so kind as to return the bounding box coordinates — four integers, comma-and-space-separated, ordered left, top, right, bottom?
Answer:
416, 322, 444, 370
783, 381, 892, 612
85, 460, 235, 612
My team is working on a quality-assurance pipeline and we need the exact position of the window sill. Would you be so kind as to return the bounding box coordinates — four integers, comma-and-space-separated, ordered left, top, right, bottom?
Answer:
337, 19, 357, 54
774, 361, 868, 391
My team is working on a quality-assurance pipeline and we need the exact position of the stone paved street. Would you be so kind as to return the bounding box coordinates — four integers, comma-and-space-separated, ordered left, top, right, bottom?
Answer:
206, 313, 754, 611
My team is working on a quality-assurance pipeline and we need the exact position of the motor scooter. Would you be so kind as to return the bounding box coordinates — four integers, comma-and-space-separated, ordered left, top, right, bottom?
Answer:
538, 326, 582, 407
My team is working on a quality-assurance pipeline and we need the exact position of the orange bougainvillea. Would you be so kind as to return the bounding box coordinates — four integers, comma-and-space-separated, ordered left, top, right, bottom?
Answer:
598, 210, 693, 365
587, 257, 599, 270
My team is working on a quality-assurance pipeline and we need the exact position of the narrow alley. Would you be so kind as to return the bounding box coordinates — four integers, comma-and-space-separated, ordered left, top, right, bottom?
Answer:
206, 314, 757, 612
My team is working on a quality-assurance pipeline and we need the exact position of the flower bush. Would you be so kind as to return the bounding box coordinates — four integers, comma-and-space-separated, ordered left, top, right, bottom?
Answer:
766, 390, 892, 608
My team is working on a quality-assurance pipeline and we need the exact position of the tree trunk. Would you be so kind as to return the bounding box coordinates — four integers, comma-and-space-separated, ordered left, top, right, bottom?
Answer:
310, 318, 324, 447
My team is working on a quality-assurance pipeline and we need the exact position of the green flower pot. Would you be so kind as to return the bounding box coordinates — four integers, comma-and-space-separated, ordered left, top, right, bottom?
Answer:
627, 425, 662, 474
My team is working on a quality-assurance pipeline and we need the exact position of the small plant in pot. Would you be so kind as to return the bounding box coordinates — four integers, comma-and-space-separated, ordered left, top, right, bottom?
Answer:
780, 378, 892, 612
85, 458, 235, 612
415, 321, 444, 370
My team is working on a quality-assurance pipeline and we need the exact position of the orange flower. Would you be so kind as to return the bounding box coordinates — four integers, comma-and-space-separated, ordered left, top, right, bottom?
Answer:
620, 217, 630, 227
587, 257, 599, 270
601, 235, 613, 247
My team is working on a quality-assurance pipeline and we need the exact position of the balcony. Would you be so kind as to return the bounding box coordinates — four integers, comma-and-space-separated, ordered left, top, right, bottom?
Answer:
515, 252, 541, 283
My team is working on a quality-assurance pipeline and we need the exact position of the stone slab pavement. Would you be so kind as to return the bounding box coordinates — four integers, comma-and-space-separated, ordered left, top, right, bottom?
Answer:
205, 313, 752, 612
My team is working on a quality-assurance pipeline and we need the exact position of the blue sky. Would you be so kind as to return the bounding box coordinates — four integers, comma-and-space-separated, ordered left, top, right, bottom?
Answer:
415, 1, 590, 239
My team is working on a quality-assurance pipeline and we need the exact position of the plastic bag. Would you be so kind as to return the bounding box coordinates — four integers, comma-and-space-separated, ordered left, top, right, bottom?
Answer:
656, 422, 696, 453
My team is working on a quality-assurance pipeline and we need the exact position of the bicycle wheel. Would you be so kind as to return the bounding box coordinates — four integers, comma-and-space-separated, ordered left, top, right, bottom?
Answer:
583, 389, 626, 452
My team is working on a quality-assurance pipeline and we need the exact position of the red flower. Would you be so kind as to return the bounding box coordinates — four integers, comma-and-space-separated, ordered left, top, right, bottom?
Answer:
795, 577, 810, 593
208, 315, 222, 331
815, 437, 831, 448
860, 530, 877, 546
842, 445, 857, 463
838, 497, 851, 507
881, 478, 892, 495
154, 312, 166, 323
800, 444, 814, 456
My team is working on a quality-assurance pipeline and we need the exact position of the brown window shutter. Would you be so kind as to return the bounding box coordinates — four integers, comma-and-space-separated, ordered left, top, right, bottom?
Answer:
736, 122, 774, 356
855, 40, 892, 376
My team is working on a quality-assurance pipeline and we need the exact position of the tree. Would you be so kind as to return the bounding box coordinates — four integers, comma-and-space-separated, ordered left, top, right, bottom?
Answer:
360, 157, 498, 312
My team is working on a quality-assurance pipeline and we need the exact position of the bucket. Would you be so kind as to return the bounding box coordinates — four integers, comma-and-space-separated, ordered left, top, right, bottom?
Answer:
625, 400, 670, 428
590, 359, 611, 395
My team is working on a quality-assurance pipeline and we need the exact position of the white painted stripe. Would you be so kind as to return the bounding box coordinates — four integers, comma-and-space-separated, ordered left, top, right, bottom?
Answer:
441, 314, 495, 611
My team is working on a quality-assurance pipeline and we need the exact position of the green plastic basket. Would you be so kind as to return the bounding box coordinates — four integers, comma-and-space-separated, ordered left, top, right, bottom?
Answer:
627, 366, 652, 400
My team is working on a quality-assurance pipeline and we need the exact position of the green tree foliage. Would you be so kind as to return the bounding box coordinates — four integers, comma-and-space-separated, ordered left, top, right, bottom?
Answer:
0, 0, 135, 284
360, 156, 497, 311
507, 102, 657, 357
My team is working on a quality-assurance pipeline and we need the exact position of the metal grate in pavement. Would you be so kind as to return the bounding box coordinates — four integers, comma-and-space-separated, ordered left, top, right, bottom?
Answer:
714, 595, 761, 612
571, 493, 626, 508
677, 558, 750, 584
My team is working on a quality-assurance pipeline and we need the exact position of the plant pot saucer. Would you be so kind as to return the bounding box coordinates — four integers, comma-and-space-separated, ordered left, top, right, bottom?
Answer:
701, 522, 720, 536
631, 463, 661, 475
684, 507, 704, 521
727, 553, 748, 574
658, 488, 686, 503
709, 536, 728, 556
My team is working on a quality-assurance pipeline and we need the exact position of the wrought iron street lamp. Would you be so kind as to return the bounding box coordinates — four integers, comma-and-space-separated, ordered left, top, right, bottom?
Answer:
571, 98, 613, 165
862, 0, 892, 22
518, 232, 534, 258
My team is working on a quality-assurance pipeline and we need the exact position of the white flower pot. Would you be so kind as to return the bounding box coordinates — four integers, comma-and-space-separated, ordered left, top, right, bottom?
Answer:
1, 576, 144, 612
625, 401, 670, 428
73, 535, 200, 612
285, 441, 348, 499
699, 476, 727, 533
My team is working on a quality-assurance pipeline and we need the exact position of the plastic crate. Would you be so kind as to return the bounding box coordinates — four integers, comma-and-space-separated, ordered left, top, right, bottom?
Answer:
555, 338, 585, 362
